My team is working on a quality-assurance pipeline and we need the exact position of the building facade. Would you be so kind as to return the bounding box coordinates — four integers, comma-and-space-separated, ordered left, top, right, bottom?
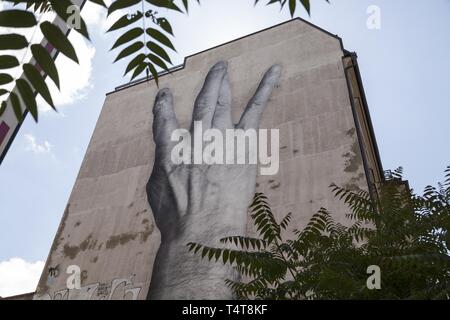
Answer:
30, 18, 383, 300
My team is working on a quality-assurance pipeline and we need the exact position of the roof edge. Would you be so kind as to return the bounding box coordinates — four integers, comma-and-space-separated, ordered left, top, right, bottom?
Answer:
345, 51, 384, 180
107, 17, 345, 95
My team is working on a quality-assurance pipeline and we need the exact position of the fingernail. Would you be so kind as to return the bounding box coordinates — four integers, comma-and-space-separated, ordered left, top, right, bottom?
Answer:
266, 65, 282, 84
154, 88, 171, 113
269, 64, 282, 77
158, 88, 170, 99
212, 60, 228, 72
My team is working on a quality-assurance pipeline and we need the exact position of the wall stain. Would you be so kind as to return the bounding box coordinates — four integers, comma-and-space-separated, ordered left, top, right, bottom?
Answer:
343, 141, 362, 173
346, 128, 356, 137
270, 182, 281, 190
81, 270, 88, 285
106, 223, 154, 249
345, 172, 365, 191
135, 209, 148, 216
37, 203, 70, 294
140, 224, 153, 242
106, 233, 137, 249
63, 234, 97, 260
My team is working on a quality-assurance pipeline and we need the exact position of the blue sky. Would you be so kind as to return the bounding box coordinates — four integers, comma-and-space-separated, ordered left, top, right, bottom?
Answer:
0, 0, 449, 295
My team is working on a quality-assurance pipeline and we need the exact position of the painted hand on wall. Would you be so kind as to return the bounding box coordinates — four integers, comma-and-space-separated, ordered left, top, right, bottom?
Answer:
147, 61, 281, 299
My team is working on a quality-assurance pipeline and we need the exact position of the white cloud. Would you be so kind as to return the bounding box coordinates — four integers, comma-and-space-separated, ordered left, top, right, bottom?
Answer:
82, 0, 109, 32
43, 0, 129, 112
24, 134, 53, 155
0, 258, 44, 298
37, 0, 131, 112
82, 0, 127, 35
38, 31, 97, 112
82, 7, 105, 29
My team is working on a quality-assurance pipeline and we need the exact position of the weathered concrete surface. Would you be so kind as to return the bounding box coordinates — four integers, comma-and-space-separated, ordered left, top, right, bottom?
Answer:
34, 19, 381, 300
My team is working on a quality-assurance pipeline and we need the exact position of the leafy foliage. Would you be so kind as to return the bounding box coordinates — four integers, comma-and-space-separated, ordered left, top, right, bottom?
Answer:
0, 0, 94, 121
188, 167, 450, 299
255, 0, 329, 17
0, 0, 328, 123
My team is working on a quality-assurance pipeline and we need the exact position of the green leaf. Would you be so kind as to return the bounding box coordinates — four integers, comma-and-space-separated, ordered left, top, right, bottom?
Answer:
156, 18, 173, 35
145, 0, 182, 12
0, 55, 19, 69
265, 0, 281, 6
289, 0, 296, 17
111, 27, 144, 50
108, 0, 141, 16
146, 27, 175, 51
124, 53, 146, 76
22, 1, 53, 14
130, 62, 147, 81
89, 0, 107, 7
10, 92, 23, 122
201, 247, 208, 259
147, 53, 169, 72
107, 12, 143, 32
0, 73, 14, 86
23, 63, 54, 109
300, 0, 311, 15
0, 101, 6, 117
214, 248, 221, 261
0, 9, 37, 28
16, 79, 38, 122
0, 34, 28, 50
208, 248, 215, 260
147, 41, 171, 64
0, 89, 8, 97
40, 22, 79, 63
223, 250, 229, 264
229, 251, 236, 265
31, 44, 60, 89
114, 41, 144, 62
147, 62, 159, 86
192, 243, 202, 254
182, 0, 189, 12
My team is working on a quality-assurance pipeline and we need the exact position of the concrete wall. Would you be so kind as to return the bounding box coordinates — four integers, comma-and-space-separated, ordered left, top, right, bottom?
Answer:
34, 19, 377, 300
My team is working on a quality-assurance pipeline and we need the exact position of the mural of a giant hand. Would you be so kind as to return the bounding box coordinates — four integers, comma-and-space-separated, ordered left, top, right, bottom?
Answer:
147, 61, 282, 299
